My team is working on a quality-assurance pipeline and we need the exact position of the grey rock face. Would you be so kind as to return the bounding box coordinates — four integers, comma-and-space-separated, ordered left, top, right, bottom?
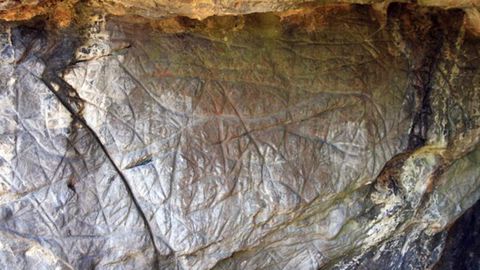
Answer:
0, 3, 479, 269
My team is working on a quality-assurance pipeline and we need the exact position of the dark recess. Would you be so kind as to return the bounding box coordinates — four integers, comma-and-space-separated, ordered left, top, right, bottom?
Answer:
433, 198, 480, 270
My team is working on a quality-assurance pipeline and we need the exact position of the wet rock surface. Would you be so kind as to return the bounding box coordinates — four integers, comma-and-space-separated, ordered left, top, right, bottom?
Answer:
0, 2, 479, 269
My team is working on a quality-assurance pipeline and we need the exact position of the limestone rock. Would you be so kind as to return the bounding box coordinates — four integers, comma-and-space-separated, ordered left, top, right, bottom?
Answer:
0, 2, 479, 269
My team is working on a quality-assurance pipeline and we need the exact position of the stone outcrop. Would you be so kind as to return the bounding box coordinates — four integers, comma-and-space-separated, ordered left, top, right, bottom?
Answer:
0, 1, 479, 269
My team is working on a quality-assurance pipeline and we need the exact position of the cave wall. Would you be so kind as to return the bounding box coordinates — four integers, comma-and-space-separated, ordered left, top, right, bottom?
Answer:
0, 1, 480, 269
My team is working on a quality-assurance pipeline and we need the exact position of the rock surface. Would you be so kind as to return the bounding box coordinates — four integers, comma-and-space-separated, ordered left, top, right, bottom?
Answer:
0, 1, 479, 269
1, 0, 480, 21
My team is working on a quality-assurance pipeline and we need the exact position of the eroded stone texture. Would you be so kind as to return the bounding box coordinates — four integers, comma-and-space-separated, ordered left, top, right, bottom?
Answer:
1, 0, 480, 22
64, 6, 413, 269
0, 2, 479, 270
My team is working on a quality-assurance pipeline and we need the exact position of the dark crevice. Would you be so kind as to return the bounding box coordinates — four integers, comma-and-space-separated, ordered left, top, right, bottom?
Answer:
433, 198, 480, 270
67, 177, 77, 193
388, 4, 465, 152
389, 4, 446, 151
11, 22, 168, 268
43, 50, 167, 270
370, 5, 464, 198
370, 4, 446, 197
125, 155, 153, 170
39, 75, 168, 268
351, 6, 479, 270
